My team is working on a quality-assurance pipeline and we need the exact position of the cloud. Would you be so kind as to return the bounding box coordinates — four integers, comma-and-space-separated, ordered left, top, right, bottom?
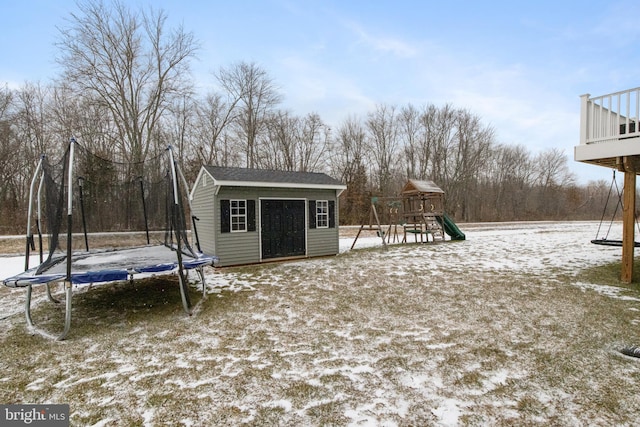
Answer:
343, 20, 418, 58
277, 55, 377, 125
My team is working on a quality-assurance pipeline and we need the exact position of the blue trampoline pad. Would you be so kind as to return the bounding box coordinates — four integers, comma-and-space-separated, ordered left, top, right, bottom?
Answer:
3, 245, 218, 287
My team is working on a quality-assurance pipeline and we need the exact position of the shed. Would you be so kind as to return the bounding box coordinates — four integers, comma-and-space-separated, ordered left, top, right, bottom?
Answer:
190, 166, 347, 267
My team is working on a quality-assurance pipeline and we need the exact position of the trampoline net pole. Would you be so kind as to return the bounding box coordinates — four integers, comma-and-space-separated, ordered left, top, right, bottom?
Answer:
78, 176, 89, 252
36, 174, 45, 264
139, 177, 150, 245
25, 157, 44, 271
66, 138, 75, 282
168, 146, 191, 311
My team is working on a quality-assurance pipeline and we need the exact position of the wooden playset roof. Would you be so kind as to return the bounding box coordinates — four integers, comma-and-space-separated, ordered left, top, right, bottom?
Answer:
401, 179, 444, 195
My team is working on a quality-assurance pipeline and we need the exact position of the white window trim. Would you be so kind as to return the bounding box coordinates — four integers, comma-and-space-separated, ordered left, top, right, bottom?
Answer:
230, 199, 247, 232
316, 200, 329, 228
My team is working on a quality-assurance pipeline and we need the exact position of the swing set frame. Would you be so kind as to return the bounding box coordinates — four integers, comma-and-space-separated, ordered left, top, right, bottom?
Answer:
591, 170, 640, 247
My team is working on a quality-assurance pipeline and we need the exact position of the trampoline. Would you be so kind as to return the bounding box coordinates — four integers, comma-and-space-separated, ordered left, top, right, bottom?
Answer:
3, 245, 217, 287
3, 138, 219, 340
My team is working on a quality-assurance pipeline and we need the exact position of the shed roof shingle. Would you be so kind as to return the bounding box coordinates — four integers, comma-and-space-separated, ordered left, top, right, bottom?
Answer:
203, 166, 345, 187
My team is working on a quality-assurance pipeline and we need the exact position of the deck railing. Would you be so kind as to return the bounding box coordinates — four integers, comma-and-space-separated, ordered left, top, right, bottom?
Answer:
580, 87, 640, 145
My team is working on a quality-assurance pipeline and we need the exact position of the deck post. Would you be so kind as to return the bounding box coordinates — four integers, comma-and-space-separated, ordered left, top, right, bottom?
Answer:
579, 93, 590, 145
621, 157, 637, 283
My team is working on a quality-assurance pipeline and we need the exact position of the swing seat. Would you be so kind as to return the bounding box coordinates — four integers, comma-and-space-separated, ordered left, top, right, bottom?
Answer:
591, 239, 640, 247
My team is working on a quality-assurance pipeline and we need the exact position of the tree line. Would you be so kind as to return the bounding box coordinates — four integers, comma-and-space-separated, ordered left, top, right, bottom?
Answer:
0, 0, 616, 234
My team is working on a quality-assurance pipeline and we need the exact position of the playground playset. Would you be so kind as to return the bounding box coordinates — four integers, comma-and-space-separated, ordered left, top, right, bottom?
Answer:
351, 179, 465, 249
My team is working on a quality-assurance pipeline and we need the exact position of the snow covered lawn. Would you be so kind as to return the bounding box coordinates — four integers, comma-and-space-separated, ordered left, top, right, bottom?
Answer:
0, 221, 639, 425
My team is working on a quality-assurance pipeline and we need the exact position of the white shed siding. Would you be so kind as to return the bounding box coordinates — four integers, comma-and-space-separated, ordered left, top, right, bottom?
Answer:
215, 187, 261, 266
306, 189, 340, 257
307, 227, 339, 257
190, 176, 216, 256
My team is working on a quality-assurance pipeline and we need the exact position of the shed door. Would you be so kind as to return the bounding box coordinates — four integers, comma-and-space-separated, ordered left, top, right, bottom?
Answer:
261, 200, 306, 259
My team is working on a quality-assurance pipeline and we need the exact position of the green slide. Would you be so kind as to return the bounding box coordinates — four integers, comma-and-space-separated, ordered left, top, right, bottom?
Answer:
437, 214, 466, 240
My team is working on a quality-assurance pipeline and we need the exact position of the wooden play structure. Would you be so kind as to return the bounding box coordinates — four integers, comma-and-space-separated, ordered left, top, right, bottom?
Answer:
575, 88, 640, 283
351, 179, 465, 249
401, 179, 446, 243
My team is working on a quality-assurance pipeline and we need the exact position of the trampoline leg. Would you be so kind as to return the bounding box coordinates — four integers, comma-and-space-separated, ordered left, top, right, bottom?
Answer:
24, 281, 73, 341
178, 270, 192, 315
46, 282, 60, 303
58, 281, 73, 340
197, 267, 207, 297
25, 284, 34, 329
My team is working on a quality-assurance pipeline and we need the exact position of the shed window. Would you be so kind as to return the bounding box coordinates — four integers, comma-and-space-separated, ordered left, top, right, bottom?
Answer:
231, 200, 247, 232
221, 199, 256, 233
316, 200, 329, 228
308, 199, 336, 229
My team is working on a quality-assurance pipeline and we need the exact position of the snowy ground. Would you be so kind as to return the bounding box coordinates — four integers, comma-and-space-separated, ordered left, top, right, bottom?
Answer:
0, 221, 639, 426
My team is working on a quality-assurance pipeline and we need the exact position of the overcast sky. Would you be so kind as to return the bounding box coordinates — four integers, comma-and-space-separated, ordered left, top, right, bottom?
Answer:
3, 0, 640, 184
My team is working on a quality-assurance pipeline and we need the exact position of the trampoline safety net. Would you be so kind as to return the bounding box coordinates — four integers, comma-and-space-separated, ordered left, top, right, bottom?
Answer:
2, 138, 217, 339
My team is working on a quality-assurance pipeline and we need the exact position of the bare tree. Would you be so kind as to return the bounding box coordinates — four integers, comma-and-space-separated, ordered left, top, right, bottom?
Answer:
428, 104, 457, 187
194, 91, 240, 168
13, 82, 52, 158
56, 0, 198, 164
331, 115, 369, 224
257, 111, 328, 172
399, 104, 422, 180
450, 109, 495, 220
0, 86, 23, 231
298, 112, 330, 172
164, 94, 202, 181
217, 61, 282, 168
0, 84, 52, 232
366, 104, 400, 195
530, 147, 576, 218
533, 147, 575, 189
49, 83, 117, 155
486, 144, 534, 220
331, 115, 367, 184
0, 85, 10, 119
260, 110, 298, 171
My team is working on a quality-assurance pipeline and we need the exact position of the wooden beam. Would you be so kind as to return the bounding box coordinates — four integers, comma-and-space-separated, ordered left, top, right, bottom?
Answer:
621, 157, 637, 283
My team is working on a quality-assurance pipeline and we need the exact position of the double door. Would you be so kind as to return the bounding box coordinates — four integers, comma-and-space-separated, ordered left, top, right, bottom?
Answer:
260, 200, 306, 259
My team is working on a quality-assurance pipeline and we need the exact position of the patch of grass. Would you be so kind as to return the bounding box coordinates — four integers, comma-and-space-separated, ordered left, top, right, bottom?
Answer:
74, 412, 111, 426
489, 378, 520, 398
575, 259, 640, 291
318, 373, 350, 387
283, 380, 326, 406
249, 405, 288, 426
455, 370, 485, 388
474, 346, 509, 365
517, 394, 546, 416
591, 386, 622, 415
374, 355, 409, 372
305, 400, 348, 424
